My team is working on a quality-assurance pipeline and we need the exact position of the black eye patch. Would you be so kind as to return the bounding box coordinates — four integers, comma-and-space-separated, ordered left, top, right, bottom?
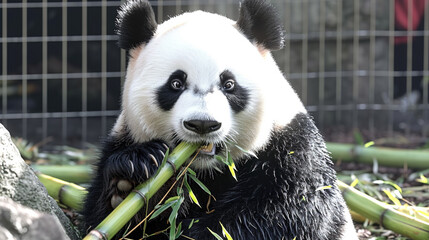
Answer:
157, 70, 187, 111
220, 70, 249, 113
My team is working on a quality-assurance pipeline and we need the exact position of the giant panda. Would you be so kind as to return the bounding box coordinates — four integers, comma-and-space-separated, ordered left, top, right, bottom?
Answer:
82, 0, 358, 239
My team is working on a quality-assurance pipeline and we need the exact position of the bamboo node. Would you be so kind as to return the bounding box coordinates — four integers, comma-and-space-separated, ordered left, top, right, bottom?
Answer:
58, 185, 66, 205
167, 159, 177, 173
89, 229, 108, 240
380, 208, 389, 228
132, 189, 147, 202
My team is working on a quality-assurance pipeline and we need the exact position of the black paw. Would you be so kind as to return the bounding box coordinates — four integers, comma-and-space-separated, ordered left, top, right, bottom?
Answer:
102, 140, 169, 209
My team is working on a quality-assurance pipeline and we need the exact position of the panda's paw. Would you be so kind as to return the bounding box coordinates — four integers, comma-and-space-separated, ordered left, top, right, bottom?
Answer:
105, 140, 169, 208
109, 178, 134, 208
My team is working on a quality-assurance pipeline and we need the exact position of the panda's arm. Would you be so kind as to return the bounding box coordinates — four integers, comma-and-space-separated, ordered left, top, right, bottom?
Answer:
82, 133, 168, 231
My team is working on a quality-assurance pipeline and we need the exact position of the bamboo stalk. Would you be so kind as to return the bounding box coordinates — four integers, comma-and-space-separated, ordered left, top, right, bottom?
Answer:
32, 165, 93, 183
83, 142, 200, 240
338, 180, 429, 240
327, 143, 429, 169
36, 172, 87, 211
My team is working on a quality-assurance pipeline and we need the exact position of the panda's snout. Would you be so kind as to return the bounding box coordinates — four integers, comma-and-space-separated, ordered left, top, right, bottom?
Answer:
183, 119, 221, 134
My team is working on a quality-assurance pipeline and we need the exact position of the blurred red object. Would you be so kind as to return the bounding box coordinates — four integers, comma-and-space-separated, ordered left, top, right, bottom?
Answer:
395, 0, 429, 44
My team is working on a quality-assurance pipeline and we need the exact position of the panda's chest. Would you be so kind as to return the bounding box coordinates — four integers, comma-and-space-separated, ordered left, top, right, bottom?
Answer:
184, 169, 237, 214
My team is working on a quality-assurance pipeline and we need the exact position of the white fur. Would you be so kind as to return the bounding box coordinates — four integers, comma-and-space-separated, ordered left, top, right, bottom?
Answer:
114, 10, 306, 168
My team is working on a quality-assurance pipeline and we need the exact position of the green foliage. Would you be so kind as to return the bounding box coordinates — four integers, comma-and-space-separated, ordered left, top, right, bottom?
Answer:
220, 222, 233, 240
214, 152, 237, 181
207, 227, 224, 240
207, 222, 234, 240
143, 152, 214, 239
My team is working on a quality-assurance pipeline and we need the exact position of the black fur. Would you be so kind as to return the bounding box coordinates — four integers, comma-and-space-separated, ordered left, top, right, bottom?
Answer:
220, 70, 249, 113
83, 113, 347, 240
116, 0, 157, 50
82, 130, 168, 234
157, 70, 188, 111
177, 113, 346, 240
237, 0, 285, 51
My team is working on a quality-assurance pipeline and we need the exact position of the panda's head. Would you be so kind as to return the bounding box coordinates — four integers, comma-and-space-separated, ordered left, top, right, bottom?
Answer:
114, 0, 306, 170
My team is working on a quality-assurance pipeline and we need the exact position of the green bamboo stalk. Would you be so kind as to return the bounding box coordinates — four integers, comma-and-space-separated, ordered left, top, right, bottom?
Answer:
32, 165, 93, 183
37, 172, 88, 211
83, 142, 200, 240
327, 143, 429, 169
338, 180, 429, 240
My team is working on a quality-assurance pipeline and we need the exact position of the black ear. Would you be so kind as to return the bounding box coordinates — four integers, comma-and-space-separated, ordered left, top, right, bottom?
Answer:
236, 0, 284, 51
116, 0, 158, 50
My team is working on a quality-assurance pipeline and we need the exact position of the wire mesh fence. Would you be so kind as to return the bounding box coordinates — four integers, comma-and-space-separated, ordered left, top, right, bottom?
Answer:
0, 0, 428, 147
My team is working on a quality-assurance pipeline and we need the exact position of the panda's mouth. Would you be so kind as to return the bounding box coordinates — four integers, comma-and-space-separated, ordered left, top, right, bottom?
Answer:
194, 142, 224, 157
173, 139, 223, 157
199, 143, 216, 156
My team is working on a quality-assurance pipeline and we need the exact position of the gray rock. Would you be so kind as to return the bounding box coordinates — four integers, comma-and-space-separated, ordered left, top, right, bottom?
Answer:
0, 124, 80, 240
0, 197, 69, 240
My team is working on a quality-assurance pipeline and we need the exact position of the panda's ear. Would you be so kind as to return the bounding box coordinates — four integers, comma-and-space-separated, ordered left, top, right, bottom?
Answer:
116, 0, 158, 50
236, 0, 284, 51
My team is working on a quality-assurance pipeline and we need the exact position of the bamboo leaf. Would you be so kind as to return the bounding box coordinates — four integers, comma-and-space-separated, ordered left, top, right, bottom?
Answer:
215, 155, 227, 165
164, 196, 180, 204
169, 218, 176, 240
417, 174, 428, 184
188, 174, 211, 195
187, 168, 197, 176
175, 222, 183, 239
184, 175, 201, 208
219, 222, 233, 240
177, 186, 184, 196
149, 201, 176, 221
168, 197, 183, 225
227, 152, 237, 181
350, 178, 359, 188
156, 148, 170, 176
383, 189, 402, 206
207, 228, 224, 240
364, 141, 375, 148
228, 165, 237, 181
373, 180, 403, 193
316, 185, 332, 191
188, 219, 195, 230
226, 152, 234, 167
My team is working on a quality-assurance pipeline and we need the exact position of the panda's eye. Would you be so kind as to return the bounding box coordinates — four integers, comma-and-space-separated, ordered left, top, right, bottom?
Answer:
170, 79, 184, 90
223, 79, 235, 92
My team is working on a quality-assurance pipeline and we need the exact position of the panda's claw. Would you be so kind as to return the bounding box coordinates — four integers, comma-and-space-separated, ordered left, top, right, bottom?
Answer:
143, 164, 149, 179
148, 154, 159, 167
128, 160, 135, 176
158, 149, 165, 159
161, 143, 169, 151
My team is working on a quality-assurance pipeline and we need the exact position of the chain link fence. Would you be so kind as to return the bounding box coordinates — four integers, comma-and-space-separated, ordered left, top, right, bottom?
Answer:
1, 0, 428, 147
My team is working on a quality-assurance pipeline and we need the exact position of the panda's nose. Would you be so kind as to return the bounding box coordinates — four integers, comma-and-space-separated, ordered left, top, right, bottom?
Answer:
183, 120, 222, 134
